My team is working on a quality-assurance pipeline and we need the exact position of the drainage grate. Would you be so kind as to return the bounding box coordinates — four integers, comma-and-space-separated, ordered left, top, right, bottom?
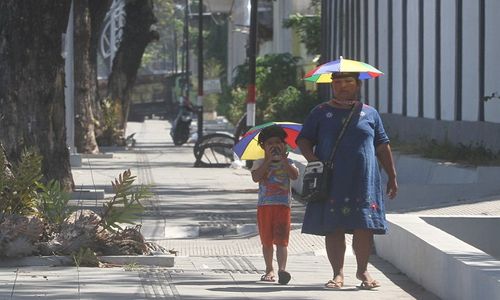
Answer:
196, 213, 245, 237
139, 268, 181, 299
212, 256, 261, 274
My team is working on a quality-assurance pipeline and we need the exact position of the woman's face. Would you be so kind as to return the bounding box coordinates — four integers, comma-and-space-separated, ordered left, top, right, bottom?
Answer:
331, 77, 361, 100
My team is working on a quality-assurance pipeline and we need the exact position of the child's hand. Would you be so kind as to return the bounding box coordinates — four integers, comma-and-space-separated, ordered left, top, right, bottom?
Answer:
279, 145, 290, 162
263, 144, 274, 161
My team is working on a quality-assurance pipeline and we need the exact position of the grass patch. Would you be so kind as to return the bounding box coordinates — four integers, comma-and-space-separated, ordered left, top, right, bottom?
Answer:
123, 262, 140, 271
391, 138, 500, 166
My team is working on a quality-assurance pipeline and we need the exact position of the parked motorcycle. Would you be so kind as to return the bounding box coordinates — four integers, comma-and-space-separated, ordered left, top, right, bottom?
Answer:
170, 103, 193, 146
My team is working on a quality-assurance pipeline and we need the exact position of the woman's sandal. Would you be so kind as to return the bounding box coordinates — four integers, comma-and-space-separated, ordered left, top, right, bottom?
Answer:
260, 274, 276, 282
358, 280, 381, 290
324, 279, 344, 289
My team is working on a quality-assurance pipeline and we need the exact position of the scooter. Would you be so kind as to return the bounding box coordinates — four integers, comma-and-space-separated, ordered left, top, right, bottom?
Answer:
170, 103, 193, 146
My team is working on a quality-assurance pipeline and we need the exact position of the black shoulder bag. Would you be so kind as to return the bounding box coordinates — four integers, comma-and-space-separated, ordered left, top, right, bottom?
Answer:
301, 103, 358, 203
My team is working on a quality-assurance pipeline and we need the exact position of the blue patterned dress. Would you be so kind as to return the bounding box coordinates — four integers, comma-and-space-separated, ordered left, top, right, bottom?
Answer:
297, 102, 390, 235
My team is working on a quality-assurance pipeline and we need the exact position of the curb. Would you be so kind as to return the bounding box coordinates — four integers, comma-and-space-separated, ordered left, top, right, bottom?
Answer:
0, 255, 175, 268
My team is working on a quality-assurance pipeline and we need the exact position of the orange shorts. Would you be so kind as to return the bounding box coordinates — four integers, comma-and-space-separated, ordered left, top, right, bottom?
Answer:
257, 205, 291, 247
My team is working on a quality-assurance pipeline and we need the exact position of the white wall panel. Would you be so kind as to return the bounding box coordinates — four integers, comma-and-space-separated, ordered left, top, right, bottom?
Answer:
406, 0, 419, 117
359, 0, 369, 103
359, 0, 366, 61
461, 1, 480, 122
423, 0, 436, 119
440, 0, 456, 121
377, 0, 389, 113
367, 0, 376, 106
392, 0, 403, 115
484, 0, 500, 123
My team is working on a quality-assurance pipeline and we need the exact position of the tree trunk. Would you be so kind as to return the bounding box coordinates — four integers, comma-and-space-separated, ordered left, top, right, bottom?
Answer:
107, 0, 158, 141
0, 1, 73, 190
74, 0, 100, 154
88, 0, 112, 141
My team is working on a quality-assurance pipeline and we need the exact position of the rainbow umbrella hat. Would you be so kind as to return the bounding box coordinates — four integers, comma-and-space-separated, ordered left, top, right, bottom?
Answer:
304, 56, 383, 83
233, 122, 302, 160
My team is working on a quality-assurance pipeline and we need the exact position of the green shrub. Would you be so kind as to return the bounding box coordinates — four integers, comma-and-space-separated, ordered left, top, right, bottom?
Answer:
227, 53, 304, 125
216, 83, 233, 119
72, 247, 99, 267
226, 88, 247, 125
392, 138, 500, 166
283, 14, 321, 55
96, 98, 124, 146
267, 86, 320, 123
99, 169, 151, 233
0, 149, 42, 217
36, 179, 73, 225
421, 140, 499, 165
203, 93, 219, 112
232, 53, 301, 99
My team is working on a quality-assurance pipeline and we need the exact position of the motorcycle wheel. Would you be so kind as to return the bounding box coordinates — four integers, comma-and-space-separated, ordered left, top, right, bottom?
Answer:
173, 137, 185, 146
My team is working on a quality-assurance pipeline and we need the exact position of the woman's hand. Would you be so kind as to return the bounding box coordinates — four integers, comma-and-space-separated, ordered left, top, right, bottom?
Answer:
386, 177, 398, 199
296, 138, 319, 162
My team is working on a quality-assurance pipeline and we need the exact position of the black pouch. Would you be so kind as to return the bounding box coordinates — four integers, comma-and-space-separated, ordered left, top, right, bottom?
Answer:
301, 161, 331, 203
301, 103, 358, 203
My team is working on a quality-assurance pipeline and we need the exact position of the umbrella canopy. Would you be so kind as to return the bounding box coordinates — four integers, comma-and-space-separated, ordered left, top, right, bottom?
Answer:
233, 122, 302, 160
304, 56, 383, 83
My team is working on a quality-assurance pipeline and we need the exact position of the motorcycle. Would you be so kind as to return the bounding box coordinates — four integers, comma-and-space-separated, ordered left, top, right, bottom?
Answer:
170, 103, 193, 146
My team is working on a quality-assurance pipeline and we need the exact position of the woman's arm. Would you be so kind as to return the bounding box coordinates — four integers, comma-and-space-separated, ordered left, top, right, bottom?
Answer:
297, 138, 319, 162
376, 143, 398, 199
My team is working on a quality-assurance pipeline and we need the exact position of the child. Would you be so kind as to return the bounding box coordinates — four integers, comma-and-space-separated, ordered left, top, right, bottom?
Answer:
251, 125, 299, 285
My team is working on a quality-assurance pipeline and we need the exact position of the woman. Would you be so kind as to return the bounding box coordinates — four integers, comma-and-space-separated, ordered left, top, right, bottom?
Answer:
296, 72, 398, 290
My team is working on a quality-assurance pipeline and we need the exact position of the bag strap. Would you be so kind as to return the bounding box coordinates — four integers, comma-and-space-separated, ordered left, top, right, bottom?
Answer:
325, 102, 359, 168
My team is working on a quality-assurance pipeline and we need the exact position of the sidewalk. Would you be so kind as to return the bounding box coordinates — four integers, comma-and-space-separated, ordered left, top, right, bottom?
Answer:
0, 120, 439, 299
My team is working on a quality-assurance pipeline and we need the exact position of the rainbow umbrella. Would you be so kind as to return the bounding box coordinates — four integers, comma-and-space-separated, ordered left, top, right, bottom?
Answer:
233, 122, 302, 160
304, 56, 383, 83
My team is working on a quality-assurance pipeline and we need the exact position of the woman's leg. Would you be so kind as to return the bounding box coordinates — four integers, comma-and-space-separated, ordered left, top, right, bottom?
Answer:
325, 228, 346, 283
352, 229, 379, 286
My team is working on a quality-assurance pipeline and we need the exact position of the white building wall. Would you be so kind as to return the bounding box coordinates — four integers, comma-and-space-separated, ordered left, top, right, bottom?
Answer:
227, 24, 248, 85
227, 0, 250, 85
324, 0, 500, 150
227, 0, 313, 85
272, 0, 292, 54
326, 0, 499, 125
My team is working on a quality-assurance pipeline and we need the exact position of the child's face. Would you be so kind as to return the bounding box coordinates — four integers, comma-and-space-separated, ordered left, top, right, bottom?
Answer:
263, 136, 285, 160
263, 137, 284, 149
